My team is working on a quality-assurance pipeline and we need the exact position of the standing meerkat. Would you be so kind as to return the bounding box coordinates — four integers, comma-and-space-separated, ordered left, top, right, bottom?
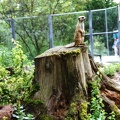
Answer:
57, 16, 86, 51
74, 16, 86, 46
64, 16, 86, 48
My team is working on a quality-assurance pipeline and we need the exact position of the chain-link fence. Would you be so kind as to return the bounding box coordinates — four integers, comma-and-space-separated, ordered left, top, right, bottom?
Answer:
49, 6, 120, 57
0, 6, 120, 59
0, 15, 49, 59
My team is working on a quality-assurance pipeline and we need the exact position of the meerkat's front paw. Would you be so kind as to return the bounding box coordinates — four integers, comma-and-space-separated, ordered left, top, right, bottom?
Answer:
82, 31, 85, 37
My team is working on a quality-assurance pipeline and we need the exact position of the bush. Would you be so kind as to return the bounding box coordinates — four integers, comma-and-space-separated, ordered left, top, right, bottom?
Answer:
0, 40, 34, 104
103, 63, 120, 76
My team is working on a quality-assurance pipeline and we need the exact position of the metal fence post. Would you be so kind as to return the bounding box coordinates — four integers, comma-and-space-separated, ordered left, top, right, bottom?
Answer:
118, 6, 120, 56
89, 10, 94, 58
105, 9, 109, 55
48, 15, 54, 48
11, 18, 15, 39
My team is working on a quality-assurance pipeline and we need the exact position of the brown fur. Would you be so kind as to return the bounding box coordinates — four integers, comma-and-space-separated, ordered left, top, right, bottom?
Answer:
65, 16, 86, 48
74, 16, 85, 46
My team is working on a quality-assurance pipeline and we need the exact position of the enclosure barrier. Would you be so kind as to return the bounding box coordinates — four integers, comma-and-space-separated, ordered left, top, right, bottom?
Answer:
2, 6, 120, 58
48, 6, 120, 58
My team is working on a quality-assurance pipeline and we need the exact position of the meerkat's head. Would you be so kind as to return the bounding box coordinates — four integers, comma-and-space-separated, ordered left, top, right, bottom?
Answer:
78, 16, 86, 22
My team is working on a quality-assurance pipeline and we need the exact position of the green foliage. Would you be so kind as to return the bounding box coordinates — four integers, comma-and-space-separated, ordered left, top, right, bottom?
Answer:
0, 0, 118, 59
65, 102, 79, 120
0, 0, 88, 59
108, 111, 116, 120
0, 45, 13, 67
0, 20, 12, 48
85, 0, 117, 10
0, 39, 35, 118
0, 40, 34, 104
13, 103, 34, 120
88, 74, 116, 120
88, 75, 106, 120
80, 102, 89, 120
104, 65, 116, 76
94, 36, 107, 55
103, 63, 120, 76
65, 101, 88, 120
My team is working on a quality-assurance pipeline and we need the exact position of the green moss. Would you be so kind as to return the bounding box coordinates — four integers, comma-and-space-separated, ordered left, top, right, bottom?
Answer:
65, 102, 78, 119
110, 103, 120, 117
36, 48, 81, 58
63, 49, 80, 55
80, 102, 89, 120
39, 115, 53, 120
54, 49, 80, 57
65, 101, 89, 120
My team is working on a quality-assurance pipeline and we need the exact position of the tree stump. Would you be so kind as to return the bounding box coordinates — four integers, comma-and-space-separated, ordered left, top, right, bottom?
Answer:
33, 43, 120, 119
34, 43, 92, 119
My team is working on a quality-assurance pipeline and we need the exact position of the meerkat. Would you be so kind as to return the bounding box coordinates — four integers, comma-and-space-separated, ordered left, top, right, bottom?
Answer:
65, 16, 86, 48
74, 16, 85, 46
57, 16, 86, 51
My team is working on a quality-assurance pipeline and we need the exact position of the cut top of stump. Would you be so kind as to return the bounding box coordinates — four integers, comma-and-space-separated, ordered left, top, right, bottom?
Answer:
35, 42, 87, 59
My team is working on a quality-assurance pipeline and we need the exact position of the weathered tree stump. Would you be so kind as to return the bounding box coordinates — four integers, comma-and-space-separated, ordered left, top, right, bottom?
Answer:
33, 43, 120, 119
34, 43, 93, 119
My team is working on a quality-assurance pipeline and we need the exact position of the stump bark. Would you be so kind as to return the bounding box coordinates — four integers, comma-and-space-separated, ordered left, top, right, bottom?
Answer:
34, 43, 93, 119
33, 43, 120, 119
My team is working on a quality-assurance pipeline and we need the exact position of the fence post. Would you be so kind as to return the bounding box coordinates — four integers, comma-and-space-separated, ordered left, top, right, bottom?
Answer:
11, 18, 15, 39
89, 10, 94, 58
48, 15, 54, 48
105, 9, 109, 55
118, 6, 120, 56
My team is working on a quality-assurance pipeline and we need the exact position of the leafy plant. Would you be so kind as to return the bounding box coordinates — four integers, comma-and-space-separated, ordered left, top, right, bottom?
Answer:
13, 103, 34, 120
104, 64, 116, 76
94, 36, 107, 55
65, 102, 78, 120
103, 63, 120, 76
0, 40, 34, 104
88, 74, 116, 120
88, 75, 106, 120
0, 45, 13, 67
107, 111, 116, 120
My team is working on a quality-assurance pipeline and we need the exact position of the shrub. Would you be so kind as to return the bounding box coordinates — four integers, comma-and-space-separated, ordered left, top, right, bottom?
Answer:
0, 40, 34, 104
103, 63, 120, 76
88, 74, 116, 120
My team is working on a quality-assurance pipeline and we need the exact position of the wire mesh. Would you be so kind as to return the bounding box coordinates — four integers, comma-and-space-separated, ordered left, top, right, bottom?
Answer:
50, 6, 119, 56
0, 6, 119, 59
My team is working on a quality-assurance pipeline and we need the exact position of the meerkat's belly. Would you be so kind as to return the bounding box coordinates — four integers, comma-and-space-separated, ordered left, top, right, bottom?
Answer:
74, 33, 82, 45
